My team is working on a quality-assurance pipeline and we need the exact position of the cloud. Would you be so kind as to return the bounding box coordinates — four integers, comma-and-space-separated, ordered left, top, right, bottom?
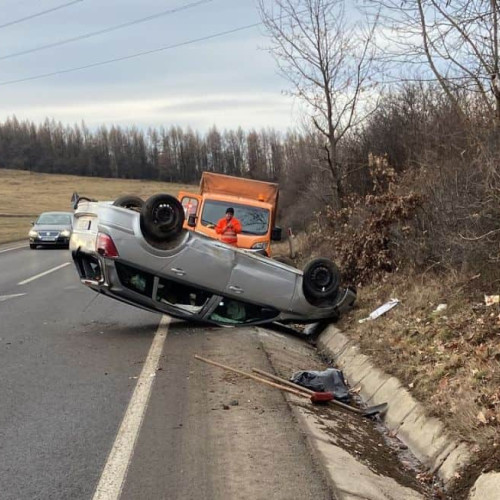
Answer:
0, 0, 298, 132
1, 91, 297, 132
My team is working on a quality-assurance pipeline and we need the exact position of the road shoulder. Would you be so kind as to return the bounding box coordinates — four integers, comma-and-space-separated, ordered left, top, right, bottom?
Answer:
317, 325, 500, 499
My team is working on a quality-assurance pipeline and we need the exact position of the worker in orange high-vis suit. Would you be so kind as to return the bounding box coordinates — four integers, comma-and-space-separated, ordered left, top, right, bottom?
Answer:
215, 207, 242, 246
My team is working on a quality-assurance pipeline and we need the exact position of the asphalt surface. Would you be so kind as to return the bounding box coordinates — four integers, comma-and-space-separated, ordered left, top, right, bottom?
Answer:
0, 243, 158, 500
0, 243, 334, 500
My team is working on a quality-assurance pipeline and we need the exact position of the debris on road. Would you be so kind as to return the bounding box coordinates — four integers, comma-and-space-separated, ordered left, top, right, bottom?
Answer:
194, 355, 388, 417
252, 368, 387, 417
358, 298, 400, 323
290, 368, 350, 402
434, 303, 448, 313
484, 294, 499, 306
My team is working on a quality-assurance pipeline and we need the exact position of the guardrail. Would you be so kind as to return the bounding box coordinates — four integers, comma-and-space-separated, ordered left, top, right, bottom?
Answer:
0, 213, 38, 217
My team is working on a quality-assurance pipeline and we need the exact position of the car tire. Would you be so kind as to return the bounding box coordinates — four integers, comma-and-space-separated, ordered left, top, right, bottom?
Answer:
140, 194, 185, 243
303, 258, 340, 303
30, 244, 36, 249
113, 195, 144, 212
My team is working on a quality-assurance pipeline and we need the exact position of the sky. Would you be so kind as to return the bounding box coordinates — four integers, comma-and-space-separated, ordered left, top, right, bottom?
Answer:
0, 0, 299, 132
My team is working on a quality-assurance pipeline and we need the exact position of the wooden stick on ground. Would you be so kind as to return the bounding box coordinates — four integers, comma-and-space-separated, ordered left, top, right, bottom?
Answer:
194, 355, 312, 400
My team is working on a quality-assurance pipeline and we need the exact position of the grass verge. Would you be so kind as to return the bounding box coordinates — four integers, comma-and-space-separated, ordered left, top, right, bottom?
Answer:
333, 270, 500, 496
0, 169, 194, 243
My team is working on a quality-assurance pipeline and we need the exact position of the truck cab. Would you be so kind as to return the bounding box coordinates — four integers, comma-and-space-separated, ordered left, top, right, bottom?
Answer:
178, 172, 281, 256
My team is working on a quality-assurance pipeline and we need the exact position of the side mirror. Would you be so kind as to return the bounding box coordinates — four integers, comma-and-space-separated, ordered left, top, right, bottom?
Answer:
71, 192, 81, 210
271, 226, 282, 241
30, 221, 34, 226
187, 214, 197, 228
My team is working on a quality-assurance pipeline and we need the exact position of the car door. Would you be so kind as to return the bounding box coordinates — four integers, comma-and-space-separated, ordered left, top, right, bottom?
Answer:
225, 252, 298, 310
162, 236, 235, 292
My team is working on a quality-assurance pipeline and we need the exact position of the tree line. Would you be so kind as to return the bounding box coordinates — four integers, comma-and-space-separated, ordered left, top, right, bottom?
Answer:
0, 117, 301, 184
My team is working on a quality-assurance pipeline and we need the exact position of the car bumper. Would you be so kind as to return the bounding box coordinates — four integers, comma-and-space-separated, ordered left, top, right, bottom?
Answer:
30, 237, 70, 246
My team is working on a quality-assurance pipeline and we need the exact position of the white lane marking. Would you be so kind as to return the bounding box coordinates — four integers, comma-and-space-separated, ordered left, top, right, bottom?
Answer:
18, 262, 71, 285
0, 293, 26, 302
0, 244, 26, 254
93, 315, 171, 500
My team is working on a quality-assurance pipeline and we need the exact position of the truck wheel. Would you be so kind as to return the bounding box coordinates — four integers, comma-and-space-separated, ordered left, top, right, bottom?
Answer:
140, 194, 185, 243
113, 195, 144, 211
303, 258, 340, 303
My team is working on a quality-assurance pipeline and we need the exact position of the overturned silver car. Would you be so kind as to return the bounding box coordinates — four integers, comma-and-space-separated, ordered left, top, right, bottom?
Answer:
69, 193, 356, 327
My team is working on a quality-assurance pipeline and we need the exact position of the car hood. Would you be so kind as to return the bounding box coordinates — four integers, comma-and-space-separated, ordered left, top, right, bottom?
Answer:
33, 224, 72, 232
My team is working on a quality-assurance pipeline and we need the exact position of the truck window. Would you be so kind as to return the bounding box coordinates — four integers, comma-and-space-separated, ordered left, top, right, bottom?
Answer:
181, 197, 199, 217
201, 200, 270, 236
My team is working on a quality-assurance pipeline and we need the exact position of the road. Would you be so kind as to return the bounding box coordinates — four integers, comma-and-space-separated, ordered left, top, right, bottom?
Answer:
0, 243, 429, 500
0, 243, 337, 500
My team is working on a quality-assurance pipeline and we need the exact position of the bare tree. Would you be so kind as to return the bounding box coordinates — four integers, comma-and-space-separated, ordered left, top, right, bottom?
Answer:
371, 0, 500, 124
259, 0, 380, 209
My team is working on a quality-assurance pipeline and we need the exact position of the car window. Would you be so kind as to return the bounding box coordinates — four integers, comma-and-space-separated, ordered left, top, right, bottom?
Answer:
200, 200, 269, 236
156, 277, 211, 314
115, 262, 155, 297
37, 213, 72, 225
208, 298, 279, 324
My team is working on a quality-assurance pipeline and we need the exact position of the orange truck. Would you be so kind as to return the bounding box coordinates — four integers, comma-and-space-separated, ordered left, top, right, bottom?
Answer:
178, 172, 282, 256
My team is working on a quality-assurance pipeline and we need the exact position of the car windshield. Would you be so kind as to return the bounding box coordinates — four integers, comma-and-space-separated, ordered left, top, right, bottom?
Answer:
37, 213, 72, 225
200, 200, 269, 235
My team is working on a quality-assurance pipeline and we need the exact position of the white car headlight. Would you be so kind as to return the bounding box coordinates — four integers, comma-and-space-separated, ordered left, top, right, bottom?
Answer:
60, 229, 71, 237
251, 242, 268, 250
29, 230, 38, 237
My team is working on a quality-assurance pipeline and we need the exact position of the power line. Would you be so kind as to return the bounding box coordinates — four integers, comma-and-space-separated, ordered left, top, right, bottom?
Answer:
0, 0, 213, 61
0, 21, 262, 87
0, 0, 83, 30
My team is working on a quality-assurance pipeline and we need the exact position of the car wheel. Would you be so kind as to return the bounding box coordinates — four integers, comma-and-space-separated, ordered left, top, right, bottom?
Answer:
30, 244, 36, 249
303, 258, 340, 303
140, 194, 185, 243
112, 195, 144, 212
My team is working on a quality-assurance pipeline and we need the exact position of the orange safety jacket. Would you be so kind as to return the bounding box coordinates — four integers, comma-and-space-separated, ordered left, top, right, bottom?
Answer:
215, 217, 242, 245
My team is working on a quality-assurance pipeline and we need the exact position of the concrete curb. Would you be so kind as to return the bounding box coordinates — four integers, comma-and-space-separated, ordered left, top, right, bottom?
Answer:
317, 325, 472, 488
260, 328, 426, 499
468, 472, 500, 499
0, 213, 37, 218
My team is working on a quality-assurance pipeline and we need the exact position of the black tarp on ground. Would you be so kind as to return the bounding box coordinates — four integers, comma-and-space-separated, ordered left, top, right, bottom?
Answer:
291, 368, 350, 402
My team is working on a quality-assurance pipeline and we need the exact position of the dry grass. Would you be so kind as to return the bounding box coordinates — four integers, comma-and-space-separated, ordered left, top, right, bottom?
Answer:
285, 228, 500, 482
272, 232, 309, 262
336, 269, 500, 452
0, 169, 195, 243
0, 217, 35, 243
